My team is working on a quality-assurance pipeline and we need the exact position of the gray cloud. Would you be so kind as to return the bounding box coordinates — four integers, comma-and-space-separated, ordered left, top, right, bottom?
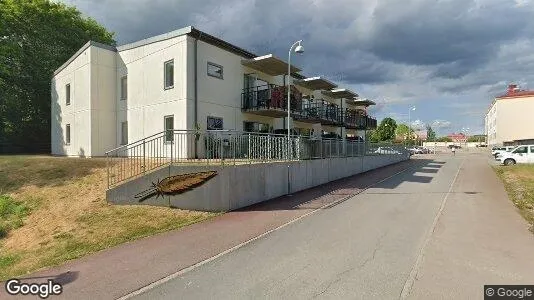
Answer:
62, 0, 534, 133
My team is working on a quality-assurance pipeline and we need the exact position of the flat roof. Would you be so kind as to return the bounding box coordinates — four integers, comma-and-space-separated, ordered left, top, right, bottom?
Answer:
53, 41, 116, 76
241, 54, 301, 76
294, 76, 338, 90
321, 88, 358, 99
347, 99, 376, 106
118, 26, 258, 59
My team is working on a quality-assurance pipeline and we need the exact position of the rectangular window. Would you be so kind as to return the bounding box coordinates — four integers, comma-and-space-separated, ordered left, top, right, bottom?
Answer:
121, 122, 128, 145
207, 62, 223, 79
207, 116, 223, 130
164, 115, 174, 142
530, 146, 534, 153
66, 124, 71, 145
120, 76, 127, 100
66, 84, 71, 105
164, 60, 174, 89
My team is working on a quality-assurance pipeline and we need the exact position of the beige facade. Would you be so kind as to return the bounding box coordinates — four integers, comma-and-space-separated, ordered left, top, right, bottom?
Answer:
485, 94, 534, 146
51, 26, 377, 157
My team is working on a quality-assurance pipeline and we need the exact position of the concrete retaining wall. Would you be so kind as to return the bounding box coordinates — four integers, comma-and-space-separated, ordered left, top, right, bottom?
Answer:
107, 153, 409, 211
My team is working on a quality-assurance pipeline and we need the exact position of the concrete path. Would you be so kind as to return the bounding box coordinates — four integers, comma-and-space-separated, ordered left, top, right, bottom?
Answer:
131, 153, 534, 300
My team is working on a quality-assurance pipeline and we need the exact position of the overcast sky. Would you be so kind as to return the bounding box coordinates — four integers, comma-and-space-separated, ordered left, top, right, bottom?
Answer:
62, 0, 534, 135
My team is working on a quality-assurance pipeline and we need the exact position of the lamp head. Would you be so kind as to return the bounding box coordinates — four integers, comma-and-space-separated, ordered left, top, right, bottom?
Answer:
295, 41, 304, 54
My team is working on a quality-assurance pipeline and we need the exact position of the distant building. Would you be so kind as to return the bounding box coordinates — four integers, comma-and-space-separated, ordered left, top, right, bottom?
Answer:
485, 84, 534, 146
448, 133, 467, 143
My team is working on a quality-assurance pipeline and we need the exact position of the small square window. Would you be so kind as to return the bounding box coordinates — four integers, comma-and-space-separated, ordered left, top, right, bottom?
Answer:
120, 76, 127, 100
121, 122, 128, 145
164, 115, 174, 142
66, 84, 71, 105
66, 124, 71, 145
207, 62, 223, 79
164, 60, 174, 89
207, 116, 223, 130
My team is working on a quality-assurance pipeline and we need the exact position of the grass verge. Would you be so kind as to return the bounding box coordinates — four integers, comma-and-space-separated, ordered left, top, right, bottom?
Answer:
494, 164, 534, 233
0, 155, 217, 281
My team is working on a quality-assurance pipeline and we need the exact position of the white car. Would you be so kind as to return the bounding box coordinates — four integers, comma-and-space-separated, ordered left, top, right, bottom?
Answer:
493, 146, 515, 158
497, 145, 534, 165
374, 147, 401, 155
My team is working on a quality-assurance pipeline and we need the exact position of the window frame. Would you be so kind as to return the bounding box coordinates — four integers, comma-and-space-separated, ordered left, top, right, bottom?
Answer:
120, 121, 128, 145
207, 116, 223, 130
66, 83, 71, 105
120, 76, 127, 100
65, 124, 71, 145
164, 59, 174, 90
164, 115, 174, 143
207, 62, 224, 79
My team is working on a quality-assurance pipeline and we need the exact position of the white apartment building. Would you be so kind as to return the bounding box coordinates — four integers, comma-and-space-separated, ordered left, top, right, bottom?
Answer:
485, 84, 534, 146
51, 26, 377, 157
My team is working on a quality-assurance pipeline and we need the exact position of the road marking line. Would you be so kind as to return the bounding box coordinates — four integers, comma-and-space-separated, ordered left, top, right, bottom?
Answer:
117, 160, 419, 300
399, 158, 465, 299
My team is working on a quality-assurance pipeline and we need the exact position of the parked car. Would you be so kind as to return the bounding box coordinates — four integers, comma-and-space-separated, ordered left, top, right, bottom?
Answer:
493, 146, 515, 158
374, 147, 401, 155
407, 147, 422, 154
497, 145, 534, 165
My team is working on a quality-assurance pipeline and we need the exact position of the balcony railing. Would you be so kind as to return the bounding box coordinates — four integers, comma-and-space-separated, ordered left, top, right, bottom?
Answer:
241, 84, 303, 117
295, 101, 343, 125
366, 116, 377, 129
344, 110, 367, 130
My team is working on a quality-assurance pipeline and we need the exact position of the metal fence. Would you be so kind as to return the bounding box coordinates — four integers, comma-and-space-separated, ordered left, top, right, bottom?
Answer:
105, 130, 409, 188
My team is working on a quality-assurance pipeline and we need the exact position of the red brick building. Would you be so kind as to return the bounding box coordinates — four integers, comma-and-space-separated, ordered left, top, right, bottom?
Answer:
448, 133, 467, 143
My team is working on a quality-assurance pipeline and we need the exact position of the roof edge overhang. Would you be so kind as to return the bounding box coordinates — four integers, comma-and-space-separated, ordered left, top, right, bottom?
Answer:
348, 99, 376, 107
322, 88, 358, 99
241, 54, 302, 76
294, 76, 338, 91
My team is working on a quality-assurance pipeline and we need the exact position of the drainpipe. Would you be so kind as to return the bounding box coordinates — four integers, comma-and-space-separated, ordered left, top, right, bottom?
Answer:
194, 33, 202, 158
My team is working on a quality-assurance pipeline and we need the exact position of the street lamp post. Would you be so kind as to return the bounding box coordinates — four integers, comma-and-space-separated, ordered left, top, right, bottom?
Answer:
408, 106, 416, 146
286, 40, 304, 195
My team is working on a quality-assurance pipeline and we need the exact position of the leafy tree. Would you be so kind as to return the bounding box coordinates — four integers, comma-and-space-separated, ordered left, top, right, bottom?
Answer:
426, 125, 436, 142
0, 0, 115, 153
436, 136, 452, 142
467, 135, 485, 142
395, 124, 413, 141
374, 117, 397, 142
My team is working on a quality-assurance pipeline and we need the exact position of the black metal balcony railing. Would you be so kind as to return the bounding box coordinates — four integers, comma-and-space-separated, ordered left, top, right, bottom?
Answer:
343, 110, 367, 130
241, 84, 303, 117
295, 101, 343, 125
366, 116, 377, 129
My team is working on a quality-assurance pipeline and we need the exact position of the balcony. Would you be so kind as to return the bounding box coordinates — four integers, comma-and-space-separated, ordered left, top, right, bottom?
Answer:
294, 101, 343, 125
366, 116, 377, 129
344, 110, 367, 130
343, 109, 377, 130
241, 84, 304, 118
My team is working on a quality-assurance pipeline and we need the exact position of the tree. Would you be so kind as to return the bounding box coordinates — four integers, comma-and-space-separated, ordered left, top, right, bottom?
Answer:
426, 125, 436, 142
373, 117, 397, 142
436, 136, 452, 142
0, 0, 115, 153
395, 124, 413, 141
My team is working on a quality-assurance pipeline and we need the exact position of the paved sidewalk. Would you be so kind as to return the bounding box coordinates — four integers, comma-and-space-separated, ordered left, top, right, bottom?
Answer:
1, 158, 419, 300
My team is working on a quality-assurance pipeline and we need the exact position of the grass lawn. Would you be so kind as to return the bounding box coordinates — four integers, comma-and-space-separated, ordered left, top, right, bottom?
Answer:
0, 155, 217, 281
494, 164, 534, 233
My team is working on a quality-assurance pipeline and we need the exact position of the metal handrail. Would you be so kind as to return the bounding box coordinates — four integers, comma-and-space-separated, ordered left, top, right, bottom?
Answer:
106, 129, 409, 188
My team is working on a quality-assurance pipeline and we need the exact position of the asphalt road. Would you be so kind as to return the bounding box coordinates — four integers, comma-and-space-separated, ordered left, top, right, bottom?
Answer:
132, 153, 534, 299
